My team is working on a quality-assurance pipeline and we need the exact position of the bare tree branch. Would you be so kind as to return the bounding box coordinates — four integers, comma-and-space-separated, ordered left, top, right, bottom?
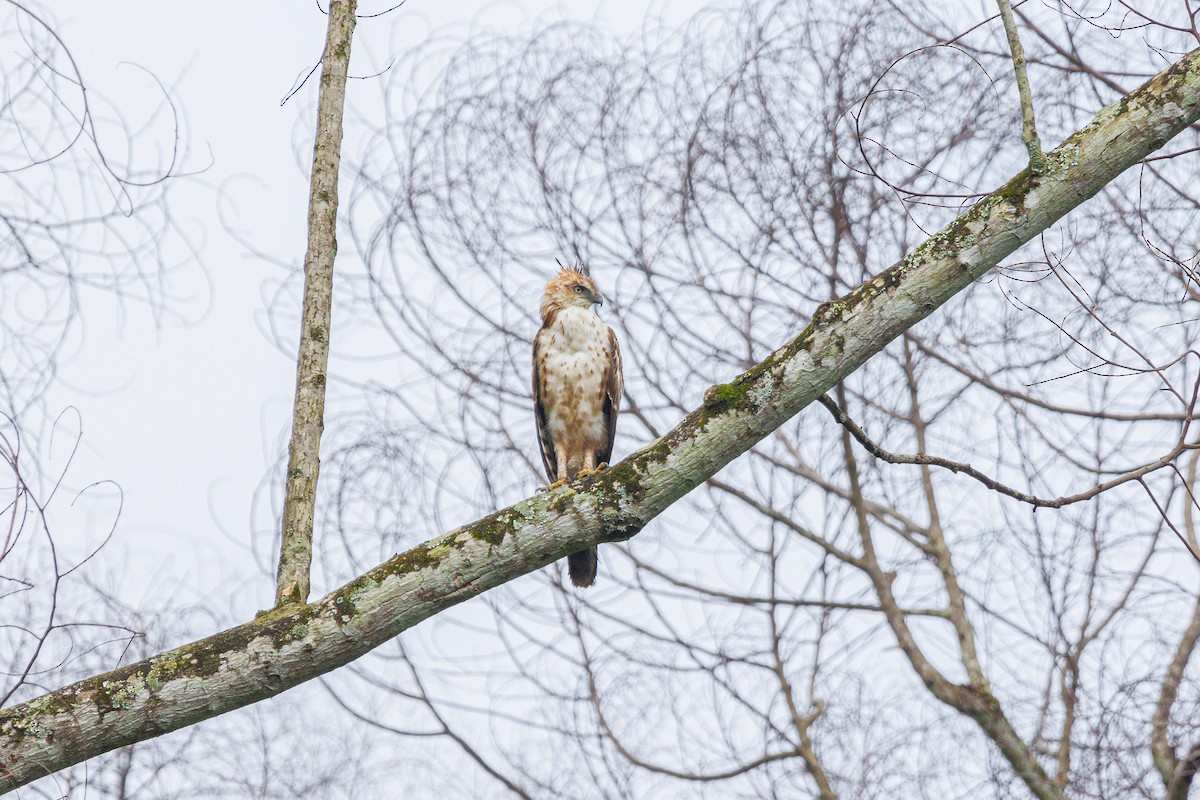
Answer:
997, 0, 1049, 173
275, 0, 357, 607
818, 392, 1200, 529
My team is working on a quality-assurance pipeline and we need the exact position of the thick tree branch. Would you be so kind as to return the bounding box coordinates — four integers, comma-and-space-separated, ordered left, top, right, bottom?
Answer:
836, 376, 1062, 799
1153, 450, 1200, 792
2, 45, 1199, 796
1167, 743, 1200, 800
276, 0, 357, 607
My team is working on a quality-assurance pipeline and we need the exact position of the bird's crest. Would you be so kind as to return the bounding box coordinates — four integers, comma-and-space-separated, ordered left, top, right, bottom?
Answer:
554, 257, 590, 279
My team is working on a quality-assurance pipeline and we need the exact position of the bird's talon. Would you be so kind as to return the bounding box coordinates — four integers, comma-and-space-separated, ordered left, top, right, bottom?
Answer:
577, 465, 602, 479
576, 463, 609, 480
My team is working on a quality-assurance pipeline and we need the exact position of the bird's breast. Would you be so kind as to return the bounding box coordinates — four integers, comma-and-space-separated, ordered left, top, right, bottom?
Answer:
545, 307, 607, 351
538, 308, 610, 438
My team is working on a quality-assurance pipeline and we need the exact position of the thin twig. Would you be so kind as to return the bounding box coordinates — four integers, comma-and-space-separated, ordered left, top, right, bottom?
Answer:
818, 394, 1197, 512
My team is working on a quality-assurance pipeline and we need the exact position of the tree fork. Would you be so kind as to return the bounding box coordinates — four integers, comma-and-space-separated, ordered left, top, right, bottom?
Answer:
276, 0, 357, 606
2, 44, 1199, 797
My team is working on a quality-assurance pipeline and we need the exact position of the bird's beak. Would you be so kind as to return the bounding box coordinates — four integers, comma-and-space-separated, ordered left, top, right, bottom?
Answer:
590, 291, 604, 307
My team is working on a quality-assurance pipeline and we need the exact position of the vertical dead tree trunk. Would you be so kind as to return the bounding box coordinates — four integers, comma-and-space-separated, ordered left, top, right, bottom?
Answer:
276, 0, 357, 607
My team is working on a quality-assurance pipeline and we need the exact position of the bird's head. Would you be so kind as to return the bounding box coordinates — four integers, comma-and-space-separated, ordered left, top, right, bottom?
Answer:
540, 265, 604, 321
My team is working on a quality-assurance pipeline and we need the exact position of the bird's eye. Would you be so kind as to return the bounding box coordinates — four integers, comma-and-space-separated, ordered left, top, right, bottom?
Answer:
573, 286, 585, 293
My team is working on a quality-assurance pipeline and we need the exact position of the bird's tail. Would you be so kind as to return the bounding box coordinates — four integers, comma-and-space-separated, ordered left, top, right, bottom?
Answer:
567, 547, 598, 588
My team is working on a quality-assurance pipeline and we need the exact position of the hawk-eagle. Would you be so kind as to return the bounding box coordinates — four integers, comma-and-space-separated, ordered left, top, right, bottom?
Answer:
532, 265, 623, 587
